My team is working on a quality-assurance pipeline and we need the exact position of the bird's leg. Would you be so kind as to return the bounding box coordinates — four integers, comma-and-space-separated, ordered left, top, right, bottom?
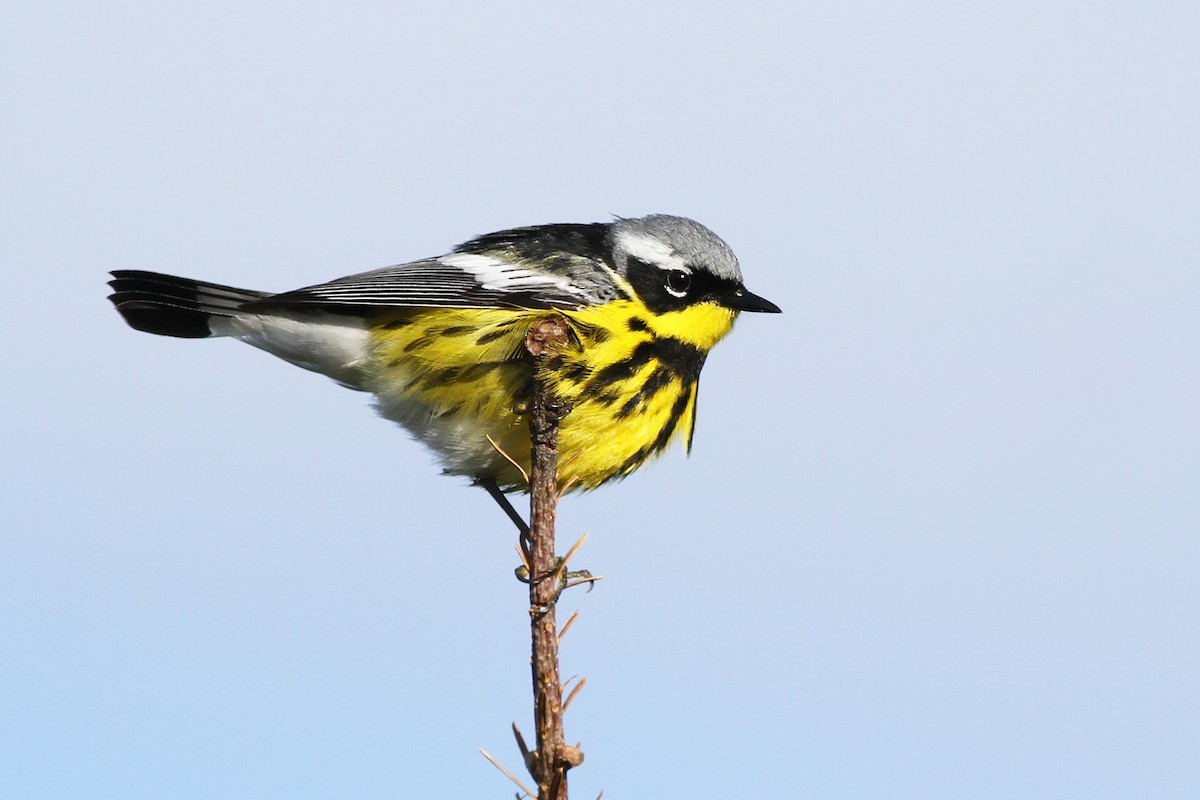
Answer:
479, 476, 594, 597
479, 477, 530, 537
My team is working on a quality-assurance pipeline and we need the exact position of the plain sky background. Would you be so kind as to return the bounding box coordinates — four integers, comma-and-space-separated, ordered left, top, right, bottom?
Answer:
3, 2, 1197, 798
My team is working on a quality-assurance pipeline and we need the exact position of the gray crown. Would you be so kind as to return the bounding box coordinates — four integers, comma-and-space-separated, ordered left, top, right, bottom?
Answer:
611, 214, 743, 283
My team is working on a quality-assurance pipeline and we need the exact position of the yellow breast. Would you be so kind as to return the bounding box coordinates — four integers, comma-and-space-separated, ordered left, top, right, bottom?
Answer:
365, 299, 737, 491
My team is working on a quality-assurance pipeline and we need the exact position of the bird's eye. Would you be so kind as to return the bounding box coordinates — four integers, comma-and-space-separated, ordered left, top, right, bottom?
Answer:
665, 269, 691, 297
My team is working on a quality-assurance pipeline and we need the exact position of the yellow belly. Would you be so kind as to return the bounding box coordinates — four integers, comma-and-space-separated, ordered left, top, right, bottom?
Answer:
364, 301, 736, 491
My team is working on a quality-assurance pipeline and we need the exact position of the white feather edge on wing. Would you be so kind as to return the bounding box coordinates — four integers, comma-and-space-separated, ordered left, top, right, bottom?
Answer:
437, 253, 584, 294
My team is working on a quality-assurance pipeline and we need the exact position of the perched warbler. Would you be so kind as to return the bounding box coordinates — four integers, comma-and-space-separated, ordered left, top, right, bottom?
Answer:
108, 214, 780, 521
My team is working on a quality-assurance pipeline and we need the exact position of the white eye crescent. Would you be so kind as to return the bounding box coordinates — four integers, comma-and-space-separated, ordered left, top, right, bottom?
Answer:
665, 269, 691, 297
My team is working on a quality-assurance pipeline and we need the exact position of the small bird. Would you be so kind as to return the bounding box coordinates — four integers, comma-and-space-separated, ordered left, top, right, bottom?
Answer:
108, 214, 780, 524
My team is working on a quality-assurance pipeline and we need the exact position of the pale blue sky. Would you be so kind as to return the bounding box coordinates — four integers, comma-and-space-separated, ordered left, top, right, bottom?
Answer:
3, 2, 1197, 798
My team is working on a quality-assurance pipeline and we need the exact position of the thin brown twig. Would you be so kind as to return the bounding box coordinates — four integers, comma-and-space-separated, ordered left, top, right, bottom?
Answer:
514, 542, 532, 573
557, 611, 580, 645
479, 748, 536, 799
556, 533, 590, 576
562, 676, 587, 713
512, 723, 532, 761
555, 451, 585, 498
486, 434, 530, 485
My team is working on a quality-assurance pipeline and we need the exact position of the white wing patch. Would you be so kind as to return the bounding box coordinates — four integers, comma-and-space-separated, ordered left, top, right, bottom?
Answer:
438, 253, 582, 294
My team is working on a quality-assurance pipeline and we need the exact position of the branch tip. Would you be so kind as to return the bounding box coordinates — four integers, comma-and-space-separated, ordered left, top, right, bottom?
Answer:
479, 747, 537, 799
486, 434, 530, 485
557, 611, 580, 644
560, 532, 590, 568
562, 677, 587, 713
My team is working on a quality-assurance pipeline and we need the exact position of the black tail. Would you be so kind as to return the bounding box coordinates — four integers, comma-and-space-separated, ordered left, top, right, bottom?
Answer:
108, 270, 269, 338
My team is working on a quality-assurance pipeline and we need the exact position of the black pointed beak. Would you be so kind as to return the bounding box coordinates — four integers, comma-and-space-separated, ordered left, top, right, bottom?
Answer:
722, 286, 781, 313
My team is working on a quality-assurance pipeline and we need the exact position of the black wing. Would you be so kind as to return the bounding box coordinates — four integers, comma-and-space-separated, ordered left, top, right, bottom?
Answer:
249, 224, 625, 312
